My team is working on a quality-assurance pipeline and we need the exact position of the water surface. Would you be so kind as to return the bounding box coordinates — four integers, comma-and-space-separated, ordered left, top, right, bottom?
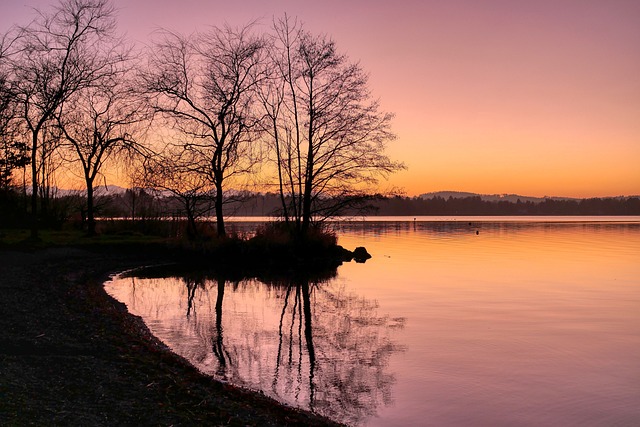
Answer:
106, 218, 640, 426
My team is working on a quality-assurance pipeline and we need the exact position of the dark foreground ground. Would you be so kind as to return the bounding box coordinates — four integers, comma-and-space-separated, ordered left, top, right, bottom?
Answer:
0, 244, 340, 426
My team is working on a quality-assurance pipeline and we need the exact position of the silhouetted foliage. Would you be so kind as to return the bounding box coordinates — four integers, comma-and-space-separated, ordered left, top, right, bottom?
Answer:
0, 141, 28, 192
61, 192, 640, 223
0, 187, 26, 227
0, 32, 28, 194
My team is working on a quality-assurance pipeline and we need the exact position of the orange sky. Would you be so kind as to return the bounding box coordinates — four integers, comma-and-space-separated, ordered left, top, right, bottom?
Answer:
3, 0, 639, 198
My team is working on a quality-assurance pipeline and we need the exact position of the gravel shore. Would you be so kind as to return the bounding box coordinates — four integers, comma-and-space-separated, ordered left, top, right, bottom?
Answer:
0, 245, 339, 426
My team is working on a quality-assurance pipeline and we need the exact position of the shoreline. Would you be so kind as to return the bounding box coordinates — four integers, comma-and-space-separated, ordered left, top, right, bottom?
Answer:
0, 244, 341, 426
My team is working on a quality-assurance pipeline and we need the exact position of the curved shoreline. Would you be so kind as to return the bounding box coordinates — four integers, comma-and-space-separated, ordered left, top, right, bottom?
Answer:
0, 245, 341, 426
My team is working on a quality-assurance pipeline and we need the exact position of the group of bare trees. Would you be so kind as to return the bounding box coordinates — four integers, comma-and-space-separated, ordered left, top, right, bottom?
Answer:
1, 0, 143, 236
1, 0, 402, 239
262, 18, 400, 236
140, 25, 267, 238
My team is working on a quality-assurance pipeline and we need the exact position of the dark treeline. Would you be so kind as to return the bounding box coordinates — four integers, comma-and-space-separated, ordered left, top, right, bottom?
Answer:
2, 190, 638, 232
228, 193, 640, 216
76, 192, 640, 219
367, 195, 640, 216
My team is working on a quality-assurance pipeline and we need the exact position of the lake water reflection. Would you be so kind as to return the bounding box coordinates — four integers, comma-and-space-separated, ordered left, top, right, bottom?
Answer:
105, 218, 640, 426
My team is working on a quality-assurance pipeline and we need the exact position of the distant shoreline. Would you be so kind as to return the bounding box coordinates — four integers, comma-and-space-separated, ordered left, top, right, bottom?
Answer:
96, 214, 640, 223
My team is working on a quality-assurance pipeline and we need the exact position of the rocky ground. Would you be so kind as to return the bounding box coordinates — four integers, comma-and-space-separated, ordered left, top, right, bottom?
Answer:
0, 244, 340, 426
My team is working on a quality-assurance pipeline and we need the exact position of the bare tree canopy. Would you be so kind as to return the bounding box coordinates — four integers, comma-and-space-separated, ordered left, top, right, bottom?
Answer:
141, 24, 267, 237
56, 39, 145, 235
141, 150, 214, 239
3, 7, 404, 236
9, 0, 120, 238
262, 16, 403, 236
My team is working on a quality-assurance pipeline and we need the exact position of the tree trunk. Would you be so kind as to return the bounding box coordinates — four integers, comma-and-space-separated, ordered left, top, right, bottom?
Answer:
301, 75, 314, 236
86, 178, 96, 236
214, 178, 226, 238
273, 123, 290, 224
185, 202, 197, 240
130, 191, 136, 221
30, 132, 38, 239
301, 144, 314, 235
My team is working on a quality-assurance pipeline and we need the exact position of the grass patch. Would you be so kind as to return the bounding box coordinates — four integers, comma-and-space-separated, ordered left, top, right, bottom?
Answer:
0, 227, 167, 250
1, 220, 366, 268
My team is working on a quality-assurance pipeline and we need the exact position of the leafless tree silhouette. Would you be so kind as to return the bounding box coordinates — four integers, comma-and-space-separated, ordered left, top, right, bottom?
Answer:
141, 150, 214, 239
35, 124, 64, 221
261, 16, 403, 236
141, 24, 266, 237
56, 43, 145, 235
10, 0, 121, 238
4, 6, 405, 233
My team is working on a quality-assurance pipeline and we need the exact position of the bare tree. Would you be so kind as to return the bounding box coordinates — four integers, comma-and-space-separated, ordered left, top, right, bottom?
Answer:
141, 150, 214, 239
10, 0, 119, 238
56, 49, 144, 235
262, 17, 403, 236
141, 24, 266, 237
35, 123, 64, 220
0, 32, 29, 192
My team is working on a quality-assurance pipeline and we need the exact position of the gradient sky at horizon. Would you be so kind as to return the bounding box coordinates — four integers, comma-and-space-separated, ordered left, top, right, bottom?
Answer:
3, 0, 639, 197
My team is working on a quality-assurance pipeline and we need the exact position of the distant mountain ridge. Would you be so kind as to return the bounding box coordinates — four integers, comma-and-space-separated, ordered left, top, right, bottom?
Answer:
419, 191, 583, 203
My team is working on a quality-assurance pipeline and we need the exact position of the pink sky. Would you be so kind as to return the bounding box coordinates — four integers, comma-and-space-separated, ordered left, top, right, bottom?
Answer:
3, 0, 639, 197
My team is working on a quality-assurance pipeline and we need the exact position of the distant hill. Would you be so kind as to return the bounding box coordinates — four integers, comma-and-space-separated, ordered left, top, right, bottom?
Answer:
419, 191, 580, 204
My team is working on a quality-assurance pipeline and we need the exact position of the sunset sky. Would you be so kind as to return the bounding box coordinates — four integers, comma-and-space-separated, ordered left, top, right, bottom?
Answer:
3, 0, 639, 198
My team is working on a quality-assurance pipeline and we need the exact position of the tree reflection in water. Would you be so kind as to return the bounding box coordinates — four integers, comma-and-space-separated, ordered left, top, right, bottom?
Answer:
268, 276, 405, 424
118, 266, 405, 425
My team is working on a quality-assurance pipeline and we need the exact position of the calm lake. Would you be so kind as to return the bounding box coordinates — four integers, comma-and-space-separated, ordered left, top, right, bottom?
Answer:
105, 217, 640, 426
